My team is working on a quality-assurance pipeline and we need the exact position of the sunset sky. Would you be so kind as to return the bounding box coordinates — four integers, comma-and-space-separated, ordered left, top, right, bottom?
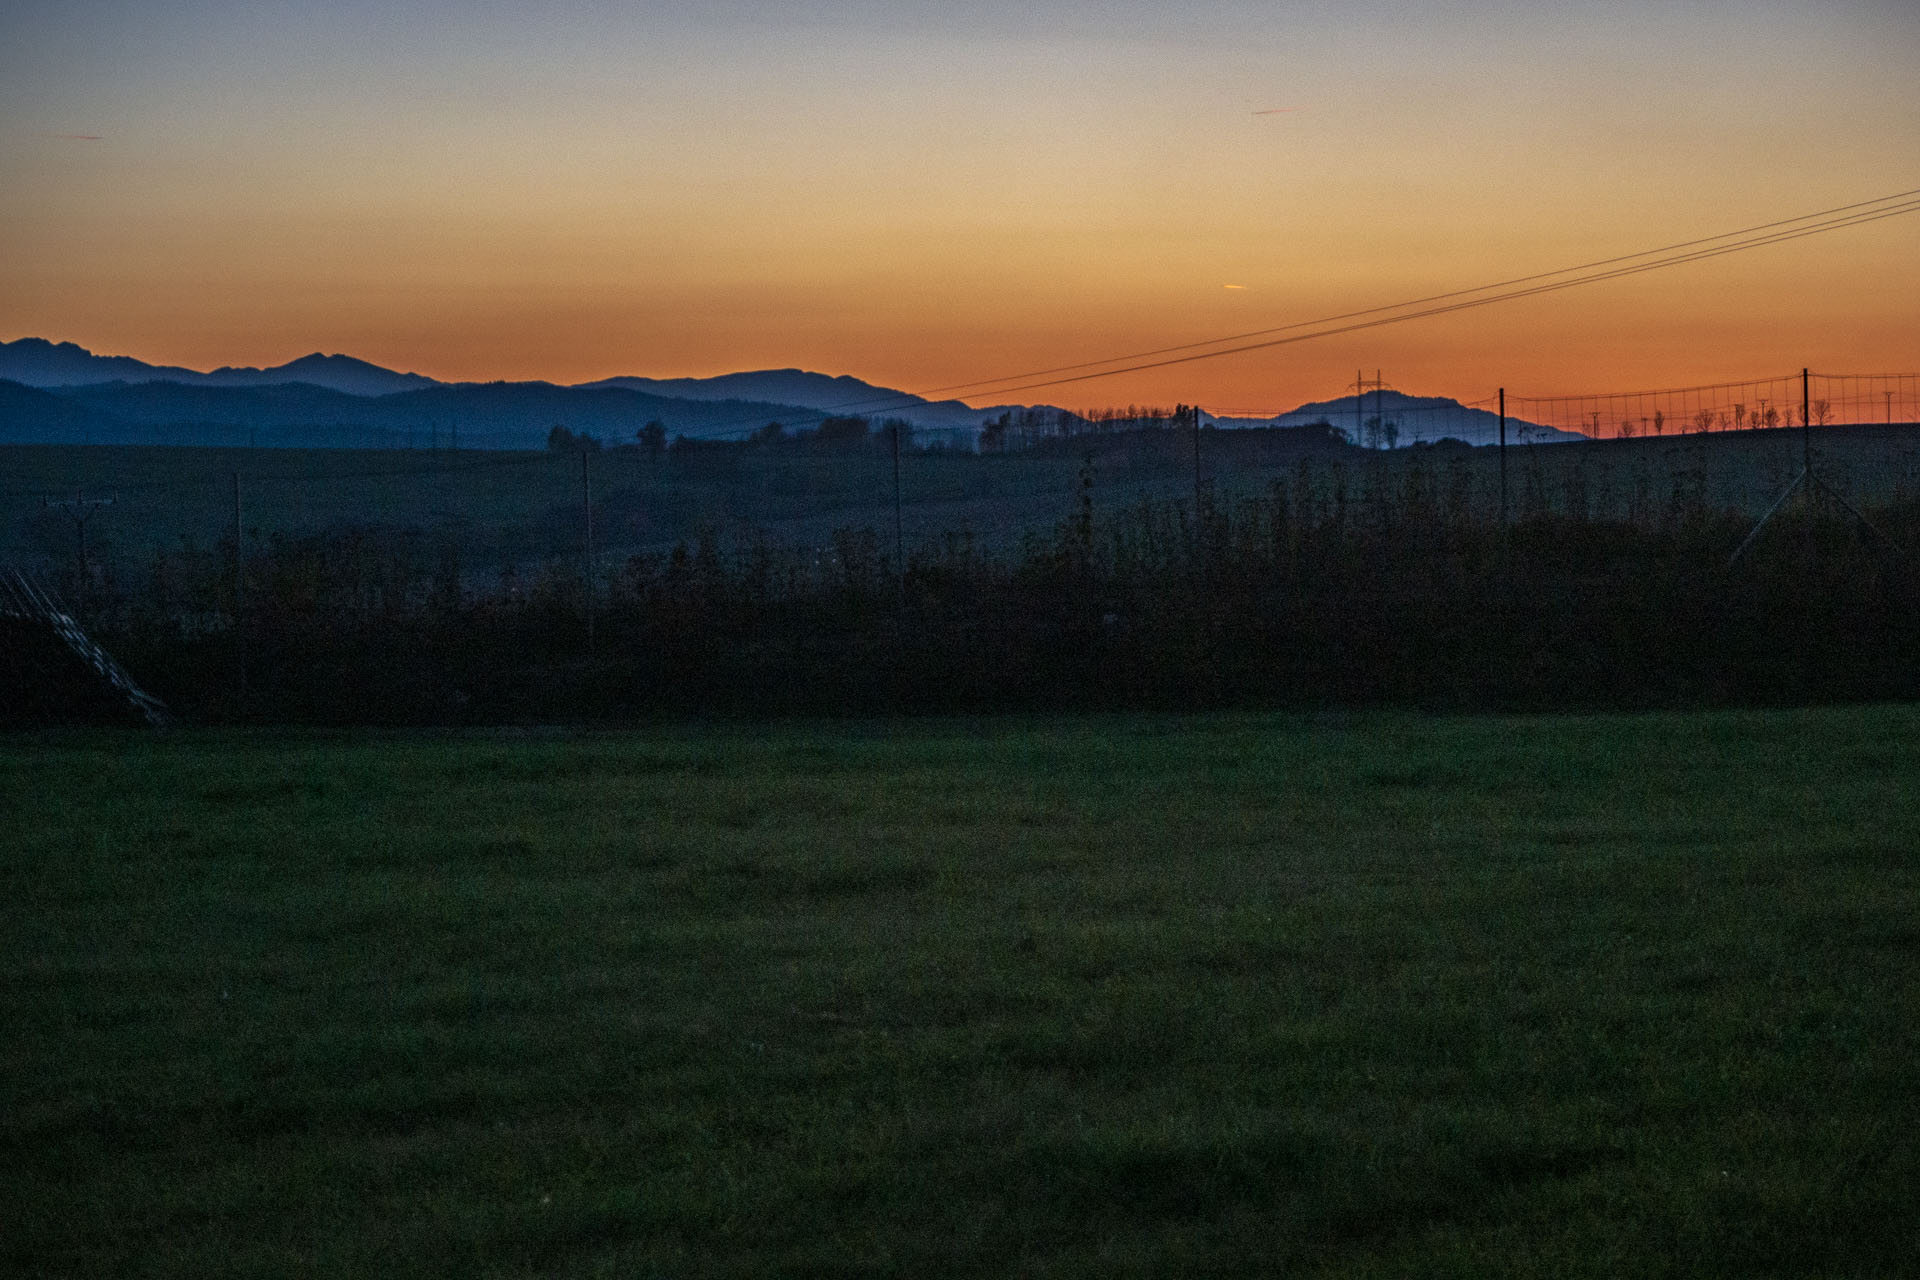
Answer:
3, 0, 1916, 412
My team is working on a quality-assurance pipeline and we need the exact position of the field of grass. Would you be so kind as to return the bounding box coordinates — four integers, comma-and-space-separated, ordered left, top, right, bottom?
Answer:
7, 425, 1919, 591
0, 441, 1113, 578
5, 707, 1918, 1276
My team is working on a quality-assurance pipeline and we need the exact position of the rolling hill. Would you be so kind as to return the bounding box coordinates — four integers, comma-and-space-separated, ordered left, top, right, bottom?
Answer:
0, 338, 438, 396
1, 337, 1573, 450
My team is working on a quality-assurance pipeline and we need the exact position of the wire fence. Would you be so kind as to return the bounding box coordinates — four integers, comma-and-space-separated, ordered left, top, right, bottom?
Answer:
1511, 371, 1920, 439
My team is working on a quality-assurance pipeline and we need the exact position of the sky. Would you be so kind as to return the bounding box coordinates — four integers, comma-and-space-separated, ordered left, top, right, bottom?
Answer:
2, 0, 1916, 412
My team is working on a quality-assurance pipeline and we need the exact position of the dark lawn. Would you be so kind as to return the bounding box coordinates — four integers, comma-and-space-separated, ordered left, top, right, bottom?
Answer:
4, 707, 1916, 1276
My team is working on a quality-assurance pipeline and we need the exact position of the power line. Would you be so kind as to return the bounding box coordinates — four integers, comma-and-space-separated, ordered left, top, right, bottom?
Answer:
3, 188, 1914, 473
959, 198, 1920, 400
919, 186, 1920, 400
1513, 374, 1804, 403
602, 185, 1920, 436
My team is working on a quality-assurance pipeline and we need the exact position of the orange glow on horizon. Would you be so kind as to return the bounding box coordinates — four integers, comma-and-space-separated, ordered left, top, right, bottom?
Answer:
11, 196, 1915, 416
4, 3, 1914, 416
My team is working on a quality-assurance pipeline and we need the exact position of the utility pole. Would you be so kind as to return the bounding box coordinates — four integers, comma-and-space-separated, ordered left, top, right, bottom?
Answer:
44, 494, 115, 596
232, 471, 247, 702
1349, 370, 1387, 446
581, 448, 595, 653
1498, 388, 1508, 527
1801, 371, 1814, 561
1191, 404, 1205, 515
1802, 369, 1812, 473
890, 421, 904, 585
1888, 390, 1896, 426
1376, 369, 1385, 450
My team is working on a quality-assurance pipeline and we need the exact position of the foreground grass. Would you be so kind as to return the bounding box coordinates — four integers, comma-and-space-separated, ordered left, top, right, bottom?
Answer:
4, 708, 1917, 1277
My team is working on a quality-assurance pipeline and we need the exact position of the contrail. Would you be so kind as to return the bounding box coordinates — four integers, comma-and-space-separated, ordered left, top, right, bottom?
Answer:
47, 133, 104, 140
1252, 107, 1305, 115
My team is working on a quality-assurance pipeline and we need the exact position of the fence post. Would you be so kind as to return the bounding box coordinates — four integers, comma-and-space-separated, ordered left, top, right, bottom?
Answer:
1498, 388, 1508, 527
232, 471, 247, 705
892, 420, 904, 587
1802, 367, 1812, 473
1191, 404, 1204, 517
581, 449, 595, 653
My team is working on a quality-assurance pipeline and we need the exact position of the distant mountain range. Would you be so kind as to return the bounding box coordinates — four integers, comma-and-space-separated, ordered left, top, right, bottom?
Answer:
0, 338, 439, 397
577, 370, 1006, 434
0, 338, 1033, 448
0, 337, 1570, 450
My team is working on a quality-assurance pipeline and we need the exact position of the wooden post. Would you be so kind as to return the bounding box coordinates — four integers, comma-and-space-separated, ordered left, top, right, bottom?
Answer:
892, 421, 904, 583
1376, 370, 1384, 450
1802, 368, 1812, 472
581, 449, 595, 652
1499, 388, 1508, 527
233, 471, 247, 702
44, 494, 114, 595
1192, 405, 1204, 516
232, 472, 242, 600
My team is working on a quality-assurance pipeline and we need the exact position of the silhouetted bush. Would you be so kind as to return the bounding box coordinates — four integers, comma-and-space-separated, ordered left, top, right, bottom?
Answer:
92, 483, 1920, 724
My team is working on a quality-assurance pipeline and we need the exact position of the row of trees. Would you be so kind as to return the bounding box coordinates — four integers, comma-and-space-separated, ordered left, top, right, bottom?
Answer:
979, 405, 1205, 452
543, 407, 1254, 460
529, 396, 1855, 458
1593, 400, 1836, 439
546, 416, 913, 458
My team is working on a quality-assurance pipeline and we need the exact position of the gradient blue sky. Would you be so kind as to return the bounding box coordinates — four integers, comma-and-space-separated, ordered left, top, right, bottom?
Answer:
3, 0, 1915, 409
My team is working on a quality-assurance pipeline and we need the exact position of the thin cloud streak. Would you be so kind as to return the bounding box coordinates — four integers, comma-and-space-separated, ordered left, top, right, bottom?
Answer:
46, 133, 104, 140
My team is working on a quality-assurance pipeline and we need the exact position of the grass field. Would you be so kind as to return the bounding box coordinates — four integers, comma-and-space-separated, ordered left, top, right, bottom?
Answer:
0, 441, 1118, 577
7, 425, 1919, 591
5, 707, 1918, 1276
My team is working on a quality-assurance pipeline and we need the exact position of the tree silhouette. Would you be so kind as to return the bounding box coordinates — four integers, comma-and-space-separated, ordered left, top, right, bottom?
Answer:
548, 424, 599, 452
638, 420, 667, 460
816, 415, 871, 445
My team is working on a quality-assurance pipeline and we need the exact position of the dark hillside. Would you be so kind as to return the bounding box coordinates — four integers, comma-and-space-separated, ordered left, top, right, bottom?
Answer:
0, 380, 126, 444
376, 382, 816, 447
30, 380, 823, 450
59, 380, 374, 428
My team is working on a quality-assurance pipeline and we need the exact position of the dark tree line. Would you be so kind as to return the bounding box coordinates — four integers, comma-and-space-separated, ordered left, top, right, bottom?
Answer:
87, 464, 1920, 724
